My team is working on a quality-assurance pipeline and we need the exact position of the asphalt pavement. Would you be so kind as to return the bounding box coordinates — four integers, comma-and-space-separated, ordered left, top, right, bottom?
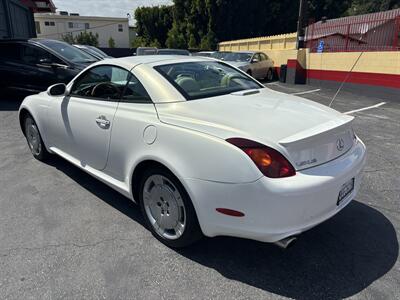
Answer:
0, 83, 399, 299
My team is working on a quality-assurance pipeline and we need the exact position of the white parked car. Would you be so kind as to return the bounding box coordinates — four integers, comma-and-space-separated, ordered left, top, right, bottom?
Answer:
19, 56, 366, 248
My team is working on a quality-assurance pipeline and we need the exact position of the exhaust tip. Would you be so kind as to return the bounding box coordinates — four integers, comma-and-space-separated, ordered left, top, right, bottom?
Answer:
274, 236, 297, 249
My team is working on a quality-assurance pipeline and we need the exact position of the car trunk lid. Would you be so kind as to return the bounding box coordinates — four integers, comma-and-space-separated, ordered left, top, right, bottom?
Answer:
156, 88, 355, 170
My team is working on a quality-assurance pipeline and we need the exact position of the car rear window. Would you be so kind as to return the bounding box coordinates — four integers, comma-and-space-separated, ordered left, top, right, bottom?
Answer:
154, 61, 263, 100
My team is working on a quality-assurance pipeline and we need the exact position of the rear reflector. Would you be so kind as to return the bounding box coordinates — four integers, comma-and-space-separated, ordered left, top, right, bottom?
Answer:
216, 208, 245, 217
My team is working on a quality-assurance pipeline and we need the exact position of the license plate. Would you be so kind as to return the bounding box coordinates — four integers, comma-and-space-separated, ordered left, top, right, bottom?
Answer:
337, 178, 355, 205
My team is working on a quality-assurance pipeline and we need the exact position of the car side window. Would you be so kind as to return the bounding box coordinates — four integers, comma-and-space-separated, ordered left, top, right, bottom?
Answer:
253, 53, 261, 62
121, 73, 152, 103
70, 65, 130, 101
21, 45, 63, 65
260, 53, 268, 61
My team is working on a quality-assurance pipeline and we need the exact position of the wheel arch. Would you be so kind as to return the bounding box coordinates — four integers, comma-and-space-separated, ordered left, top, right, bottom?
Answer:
130, 158, 189, 204
19, 107, 33, 136
129, 158, 204, 232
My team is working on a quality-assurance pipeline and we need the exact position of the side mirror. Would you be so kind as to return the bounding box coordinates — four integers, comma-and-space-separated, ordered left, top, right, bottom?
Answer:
47, 83, 66, 96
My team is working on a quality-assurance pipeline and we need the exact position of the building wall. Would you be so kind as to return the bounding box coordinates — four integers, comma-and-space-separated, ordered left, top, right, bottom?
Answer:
306, 51, 400, 89
34, 14, 130, 48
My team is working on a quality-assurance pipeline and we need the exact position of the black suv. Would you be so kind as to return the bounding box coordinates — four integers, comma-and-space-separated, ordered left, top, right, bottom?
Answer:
0, 39, 98, 96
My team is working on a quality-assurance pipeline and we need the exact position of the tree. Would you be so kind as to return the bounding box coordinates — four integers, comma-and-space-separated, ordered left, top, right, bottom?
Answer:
61, 31, 99, 46
132, 36, 148, 48
134, 5, 173, 47
61, 32, 75, 44
74, 32, 99, 46
108, 37, 116, 48
345, 0, 400, 15
166, 23, 186, 48
133, 0, 400, 50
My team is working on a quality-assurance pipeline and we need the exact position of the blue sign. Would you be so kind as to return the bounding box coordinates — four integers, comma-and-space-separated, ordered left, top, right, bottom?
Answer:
317, 40, 325, 53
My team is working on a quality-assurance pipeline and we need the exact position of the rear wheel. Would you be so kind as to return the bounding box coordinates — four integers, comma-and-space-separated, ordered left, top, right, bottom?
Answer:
266, 68, 274, 81
139, 166, 202, 248
24, 115, 49, 161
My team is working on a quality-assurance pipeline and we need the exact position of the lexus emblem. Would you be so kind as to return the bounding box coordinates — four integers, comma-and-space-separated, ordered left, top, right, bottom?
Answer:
336, 138, 345, 151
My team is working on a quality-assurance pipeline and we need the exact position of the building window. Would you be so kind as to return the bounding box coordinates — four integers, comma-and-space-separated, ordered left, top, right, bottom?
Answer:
44, 21, 55, 26
118, 24, 123, 32
68, 22, 87, 29
35, 21, 41, 34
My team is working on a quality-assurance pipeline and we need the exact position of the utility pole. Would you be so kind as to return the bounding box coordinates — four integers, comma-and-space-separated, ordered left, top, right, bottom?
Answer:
296, 0, 306, 49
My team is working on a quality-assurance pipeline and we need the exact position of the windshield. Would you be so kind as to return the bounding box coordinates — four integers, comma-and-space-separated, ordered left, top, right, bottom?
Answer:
210, 52, 230, 60
155, 61, 263, 100
88, 46, 109, 58
39, 40, 97, 63
223, 52, 252, 62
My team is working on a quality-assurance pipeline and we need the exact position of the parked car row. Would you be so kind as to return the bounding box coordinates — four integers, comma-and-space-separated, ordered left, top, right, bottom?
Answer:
0, 39, 98, 96
0, 38, 275, 97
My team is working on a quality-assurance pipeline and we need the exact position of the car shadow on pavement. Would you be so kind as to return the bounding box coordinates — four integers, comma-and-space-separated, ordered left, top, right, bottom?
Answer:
178, 201, 398, 299
44, 155, 144, 224
44, 156, 398, 300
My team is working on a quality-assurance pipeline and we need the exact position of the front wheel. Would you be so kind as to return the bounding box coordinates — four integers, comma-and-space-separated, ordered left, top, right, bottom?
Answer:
139, 167, 203, 248
24, 115, 50, 161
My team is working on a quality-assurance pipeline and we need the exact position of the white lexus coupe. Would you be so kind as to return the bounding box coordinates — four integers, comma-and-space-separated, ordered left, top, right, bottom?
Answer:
19, 56, 366, 248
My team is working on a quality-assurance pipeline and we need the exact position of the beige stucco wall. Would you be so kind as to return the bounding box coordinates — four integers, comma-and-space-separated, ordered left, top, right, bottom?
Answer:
219, 33, 298, 68
307, 51, 400, 74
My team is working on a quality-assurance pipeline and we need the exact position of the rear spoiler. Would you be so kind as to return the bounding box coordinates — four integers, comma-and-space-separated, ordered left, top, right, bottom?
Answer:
279, 115, 354, 146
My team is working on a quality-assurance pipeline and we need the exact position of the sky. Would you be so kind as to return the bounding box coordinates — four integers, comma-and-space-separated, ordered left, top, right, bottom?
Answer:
52, 0, 173, 24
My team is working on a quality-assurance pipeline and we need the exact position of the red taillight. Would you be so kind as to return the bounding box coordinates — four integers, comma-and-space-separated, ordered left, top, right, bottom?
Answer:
226, 138, 296, 178
216, 208, 245, 217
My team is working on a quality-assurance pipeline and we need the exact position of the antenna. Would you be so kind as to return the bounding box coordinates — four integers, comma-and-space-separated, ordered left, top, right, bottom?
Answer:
328, 51, 364, 107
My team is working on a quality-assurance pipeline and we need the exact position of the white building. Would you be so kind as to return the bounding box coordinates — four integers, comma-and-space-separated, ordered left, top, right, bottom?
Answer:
34, 13, 130, 48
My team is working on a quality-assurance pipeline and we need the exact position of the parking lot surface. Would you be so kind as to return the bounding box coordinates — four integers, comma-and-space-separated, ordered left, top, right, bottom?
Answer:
0, 83, 399, 299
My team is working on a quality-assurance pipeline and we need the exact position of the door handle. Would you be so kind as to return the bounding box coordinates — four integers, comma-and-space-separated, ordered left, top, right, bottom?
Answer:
95, 115, 110, 128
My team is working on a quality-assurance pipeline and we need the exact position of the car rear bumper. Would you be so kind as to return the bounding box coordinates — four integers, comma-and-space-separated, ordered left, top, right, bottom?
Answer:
183, 138, 366, 243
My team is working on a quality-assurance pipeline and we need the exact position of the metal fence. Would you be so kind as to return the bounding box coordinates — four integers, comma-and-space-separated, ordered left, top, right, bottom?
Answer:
306, 10, 400, 52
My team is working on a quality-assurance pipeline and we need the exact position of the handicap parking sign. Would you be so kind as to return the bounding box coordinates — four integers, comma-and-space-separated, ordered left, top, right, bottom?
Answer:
317, 40, 325, 53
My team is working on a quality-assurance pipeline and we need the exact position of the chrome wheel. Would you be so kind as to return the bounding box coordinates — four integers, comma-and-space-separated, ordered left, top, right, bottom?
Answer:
142, 174, 186, 240
25, 118, 42, 156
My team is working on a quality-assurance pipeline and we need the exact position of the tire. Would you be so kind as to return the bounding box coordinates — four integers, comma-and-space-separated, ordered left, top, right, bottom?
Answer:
266, 68, 274, 81
24, 115, 50, 161
139, 166, 203, 248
